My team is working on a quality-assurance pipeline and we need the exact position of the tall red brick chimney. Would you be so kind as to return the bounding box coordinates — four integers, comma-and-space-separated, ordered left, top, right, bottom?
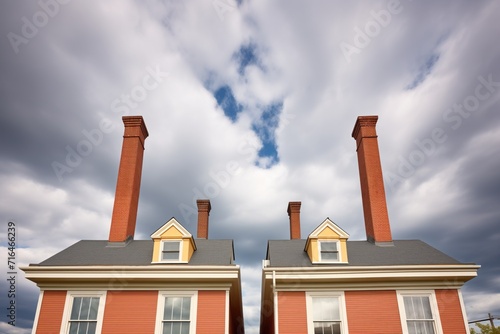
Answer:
109, 116, 149, 243
197, 199, 211, 239
351, 116, 392, 244
287, 201, 301, 239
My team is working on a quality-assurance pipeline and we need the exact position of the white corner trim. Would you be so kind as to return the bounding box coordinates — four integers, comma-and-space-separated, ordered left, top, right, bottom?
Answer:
274, 288, 279, 334
457, 289, 471, 334
225, 290, 229, 334
31, 290, 44, 334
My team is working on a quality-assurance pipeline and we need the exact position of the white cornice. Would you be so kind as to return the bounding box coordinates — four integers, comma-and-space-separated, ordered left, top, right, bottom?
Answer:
262, 264, 479, 283
21, 265, 241, 283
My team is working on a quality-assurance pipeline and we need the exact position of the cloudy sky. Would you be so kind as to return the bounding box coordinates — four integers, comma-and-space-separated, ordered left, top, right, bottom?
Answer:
1, 0, 499, 332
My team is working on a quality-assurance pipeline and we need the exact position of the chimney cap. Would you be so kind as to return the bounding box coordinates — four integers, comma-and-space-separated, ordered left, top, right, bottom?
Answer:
287, 201, 301, 215
351, 115, 378, 140
197, 199, 212, 211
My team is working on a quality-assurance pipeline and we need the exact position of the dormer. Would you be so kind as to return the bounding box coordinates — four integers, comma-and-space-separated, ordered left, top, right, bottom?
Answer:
151, 218, 197, 263
304, 218, 349, 264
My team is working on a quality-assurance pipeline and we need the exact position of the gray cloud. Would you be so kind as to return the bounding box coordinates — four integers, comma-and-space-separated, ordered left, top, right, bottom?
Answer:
0, 0, 499, 332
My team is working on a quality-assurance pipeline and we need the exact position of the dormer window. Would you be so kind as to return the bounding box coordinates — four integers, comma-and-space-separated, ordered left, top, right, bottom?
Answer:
319, 241, 339, 262
151, 218, 196, 264
304, 219, 349, 264
161, 241, 181, 261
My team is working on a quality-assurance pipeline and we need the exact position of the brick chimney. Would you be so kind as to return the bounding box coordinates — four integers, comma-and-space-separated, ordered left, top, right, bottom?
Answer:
109, 116, 149, 243
287, 201, 301, 239
351, 116, 392, 244
197, 199, 211, 239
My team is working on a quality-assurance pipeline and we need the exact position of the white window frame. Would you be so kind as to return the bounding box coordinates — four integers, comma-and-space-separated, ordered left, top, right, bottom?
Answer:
60, 291, 106, 334
306, 291, 349, 334
160, 240, 183, 263
318, 240, 341, 263
155, 291, 198, 334
397, 290, 443, 334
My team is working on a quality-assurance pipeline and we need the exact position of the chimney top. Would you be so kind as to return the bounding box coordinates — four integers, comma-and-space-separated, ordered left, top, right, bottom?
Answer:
287, 201, 301, 239
352, 115, 392, 244
351, 115, 378, 147
197, 199, 211, 239
108, 116, 149, 243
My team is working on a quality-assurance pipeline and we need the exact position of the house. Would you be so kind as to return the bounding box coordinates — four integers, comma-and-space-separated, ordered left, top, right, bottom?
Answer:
22, 116, 244, 334
259, 116, 479, 334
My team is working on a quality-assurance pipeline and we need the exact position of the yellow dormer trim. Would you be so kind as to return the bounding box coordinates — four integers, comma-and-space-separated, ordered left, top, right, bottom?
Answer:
305, 218, 349, 264
150, 218, 196, 263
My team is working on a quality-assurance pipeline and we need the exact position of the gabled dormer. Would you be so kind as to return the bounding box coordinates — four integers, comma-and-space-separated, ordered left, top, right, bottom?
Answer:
304, 218, 349, 264
151, 218, 197, 263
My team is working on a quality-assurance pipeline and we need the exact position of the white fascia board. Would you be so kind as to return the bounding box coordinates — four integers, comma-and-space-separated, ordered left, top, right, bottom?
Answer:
21, 265, 241, 281
262, 264, 479, 282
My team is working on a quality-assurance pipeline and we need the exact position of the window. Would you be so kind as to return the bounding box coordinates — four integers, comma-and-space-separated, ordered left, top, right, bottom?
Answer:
397, 291, 442, 334
306, 292, 348, 334
163, 297, 191, 333
161, 241, 181, 261
62, 291, 106, 334
319, 241, 339, 262
155, 291, 197, 334
68, 297, 100, 333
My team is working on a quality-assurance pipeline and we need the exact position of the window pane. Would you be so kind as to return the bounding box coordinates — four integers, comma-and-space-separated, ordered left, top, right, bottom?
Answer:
180, 322, 190, 334
164, 297, 174, 320
420, 297, 433, 319
180, 297, 191, 320
163, 322, 173, 334
321, 242, 337, 252
162, 251, 180, 261
172, 322, 181, 334
88, 298, 99, 320
312, 297, 340, 321
78, 322, 88, 334
407, 321, 435, 334
404, 296, 433, 320
163, 242, 180, 251
69, 323, 79, 334
172, 298, 182, 320
321, 252, 338, 261
87, 322, 97, 334
80, 297, 90, 320
314, 322, 341, 334
165, 297, 191, 321
404, 296, 416, 319
70, 297, 82, 320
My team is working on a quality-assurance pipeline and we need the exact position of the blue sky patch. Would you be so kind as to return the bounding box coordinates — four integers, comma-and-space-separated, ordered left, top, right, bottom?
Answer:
406, 53, 440, 90
252, 102, 283, 167
235, 43, 260, 75
213, 85, 243, 122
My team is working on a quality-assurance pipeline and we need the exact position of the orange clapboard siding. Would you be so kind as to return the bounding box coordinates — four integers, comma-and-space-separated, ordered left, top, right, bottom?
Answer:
35, 290, 67, 334
102, 290, 157, 333
345, 290, 402, 334
435, 289, 467, 334
277, 291, 308, 334
197, 290, 226, 334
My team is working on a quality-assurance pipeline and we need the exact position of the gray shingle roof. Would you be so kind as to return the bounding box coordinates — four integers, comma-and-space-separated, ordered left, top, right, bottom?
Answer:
35, 239, 235, 266
267, 239, 464, 267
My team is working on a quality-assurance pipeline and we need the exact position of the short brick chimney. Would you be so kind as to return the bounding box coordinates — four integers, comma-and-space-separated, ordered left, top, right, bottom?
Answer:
109, 116, 149, 243
351, 116, 392, 244
287, 201, 301, 239
197, 199, 211, 239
